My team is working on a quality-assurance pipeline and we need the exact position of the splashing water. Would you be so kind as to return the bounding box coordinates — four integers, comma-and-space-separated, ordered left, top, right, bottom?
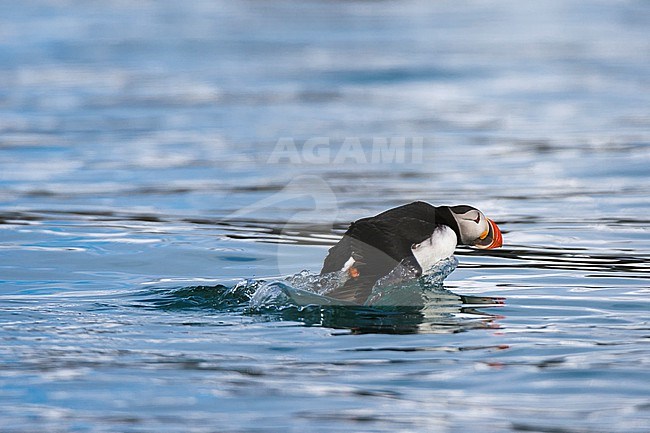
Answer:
365, 256, 459, 306
249, 256, 459, 309
249, 267, 345, 309
225, 255, 490, 335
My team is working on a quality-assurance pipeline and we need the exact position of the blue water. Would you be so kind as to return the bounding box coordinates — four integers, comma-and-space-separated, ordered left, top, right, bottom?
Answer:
1, 1, 650, 432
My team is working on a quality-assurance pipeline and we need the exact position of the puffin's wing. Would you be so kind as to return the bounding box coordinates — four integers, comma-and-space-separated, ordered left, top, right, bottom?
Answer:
323, 235, 401, 303
321, 215, 437, 274
320, 219, 401, 274
320, 202, 438, 274
320, 228, 353, 274
324, 239, 424, 304
321, 217, 440, 304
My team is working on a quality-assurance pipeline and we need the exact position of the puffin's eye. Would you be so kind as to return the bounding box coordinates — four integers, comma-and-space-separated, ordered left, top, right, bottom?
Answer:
464, 211, 480, 224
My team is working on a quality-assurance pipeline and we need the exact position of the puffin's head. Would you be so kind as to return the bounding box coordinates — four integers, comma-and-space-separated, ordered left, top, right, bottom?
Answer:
449, 205, 503, 249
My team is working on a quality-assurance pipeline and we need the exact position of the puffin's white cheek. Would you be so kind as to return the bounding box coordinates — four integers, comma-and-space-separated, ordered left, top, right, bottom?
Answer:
460, 221, 476, 244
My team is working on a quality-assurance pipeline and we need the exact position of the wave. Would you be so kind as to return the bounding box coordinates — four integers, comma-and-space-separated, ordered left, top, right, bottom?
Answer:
134, 256, 504, 334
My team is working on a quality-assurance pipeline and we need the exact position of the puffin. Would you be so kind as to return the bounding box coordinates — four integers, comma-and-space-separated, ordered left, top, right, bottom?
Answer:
320, 201, 503, 303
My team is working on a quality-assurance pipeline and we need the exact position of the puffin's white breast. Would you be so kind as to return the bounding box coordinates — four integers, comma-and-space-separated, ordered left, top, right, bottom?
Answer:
411, 225, 457, 273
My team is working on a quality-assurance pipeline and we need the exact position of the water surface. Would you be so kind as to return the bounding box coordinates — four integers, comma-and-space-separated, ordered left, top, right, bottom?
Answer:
1, 1, 650, 432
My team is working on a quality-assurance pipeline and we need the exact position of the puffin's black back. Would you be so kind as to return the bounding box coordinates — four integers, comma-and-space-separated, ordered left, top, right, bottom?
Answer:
321, 201, 460, 303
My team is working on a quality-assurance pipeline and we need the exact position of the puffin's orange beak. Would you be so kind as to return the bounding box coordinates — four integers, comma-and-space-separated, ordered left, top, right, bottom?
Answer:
486, 218, 503, 249
474, 218, 503, 249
